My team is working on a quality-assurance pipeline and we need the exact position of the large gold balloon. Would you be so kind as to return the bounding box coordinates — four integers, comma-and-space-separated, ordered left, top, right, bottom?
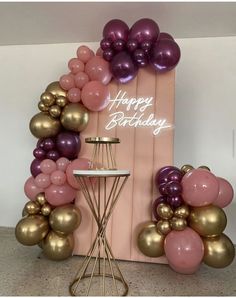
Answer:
174, 205, 190, 219
203, 234, 235, 268
181, 164, 194, 174
43, 231, 74, 261
40, 91, 55, 107
60, 103, 89, 132
49, 205, 81, 235
35, 193, 47, 206
170, 217, 187, 231
15, 215, 49, 246
29, 112, 61, 138
156, 220, 171, 235
189, 205, 227, 237
25, 201, 40, 215
46, 81, 67, 98
156, 203, 173, 220
137, 221, 165, 257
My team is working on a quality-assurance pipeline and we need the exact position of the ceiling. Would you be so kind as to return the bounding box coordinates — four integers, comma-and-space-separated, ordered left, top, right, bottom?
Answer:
0, 2, 236, 46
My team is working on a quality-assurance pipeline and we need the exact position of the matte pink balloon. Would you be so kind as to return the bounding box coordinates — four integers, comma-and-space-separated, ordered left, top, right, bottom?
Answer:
68, 58, 84, 74
77, 46, 94, 63
81, 81, 110, 112
74, 72, 90, 89
67, 88, 81, 103
40, 159, 57, 175
59, 74, 75, 90
181, 169, 219, 207
35, 173, 51, 189
45, 182, 76, 206
50, 170, 66, 186
164, 227, 204, 274
214, 177, 234, 208
85, 56, 112, 85
24, 176, 43, 200
96, 47, 103, 57
56, 157, 70, 172
66, 158, 91, 189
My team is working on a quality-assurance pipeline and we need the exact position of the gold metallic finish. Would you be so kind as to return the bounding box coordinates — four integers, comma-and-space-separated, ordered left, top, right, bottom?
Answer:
46, 81, 67, 98
41, 204, 52, 216
156, 220, 171, 235
85, 137, 120, 144
35, 193, 47, 206
181, 164, 194, 174
170, 217, 187, 231
199, 165, 211, 171
49, 105, 61, 118
25, 201, 40, 215
156, 203, 173, 220
38, 101, 49, 112
40, 91, 55, 107
56, 96, 68, 108
174, 205, 190, 219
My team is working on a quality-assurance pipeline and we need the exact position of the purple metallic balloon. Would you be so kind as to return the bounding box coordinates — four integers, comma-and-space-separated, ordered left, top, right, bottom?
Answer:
100, 38, 112, 50
103, 48, 114, 62
103, 19, 129, 42
37, 139, 44, 149
158, 183, 167, 195
110, 51, 138, 84
167, 170, 183, 183
140, 40, 152, 52
112, 39, 126, 52
56, 132, 81, 160
126, 39, 138, 52
153, 196, 167, 220
165, 181, 182, 196
155, 166, 181, 186
42, 138, 55, 151
150, 39, 181, 73
129, 18, 160, 44
133, 49, 148, 67
30, 158, 42, 178
167, 195, 183, 209
159, 32, 174, 41
33, 147, 46, 160
46, 150, 60, 161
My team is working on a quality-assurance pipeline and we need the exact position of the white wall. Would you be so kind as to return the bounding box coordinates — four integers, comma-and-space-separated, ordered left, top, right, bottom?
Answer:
0, 37, 235, 242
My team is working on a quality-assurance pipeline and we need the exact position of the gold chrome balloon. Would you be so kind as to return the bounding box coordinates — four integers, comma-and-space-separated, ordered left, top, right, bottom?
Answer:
25, 201, 40, 215
22, 206, 28, 217
40, 91, 55, 107
137, 221, 165, 257
35, 193, 47, 206
198, 165, 211, 171
15, 215, 49, 246
156, 220, 171, 235
170, 217, 187, 231
181, 164, 194, 174
49, 205, 81, 235
38, 101, 49, 112
46, 81, 67, 98
174, 205, 190, 219
29, 112, 61, 139
49, 105, 61, 118
41, 204, 52, 216
60, 103, 89, 132
189, 205, 227, 237
203, 233, 235, 268
56, 96, 68, 108
156, 203, 173, 220
43, 231, 74, 261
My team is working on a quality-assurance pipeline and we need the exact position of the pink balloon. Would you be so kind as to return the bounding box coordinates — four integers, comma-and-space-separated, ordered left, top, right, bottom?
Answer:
81, 81, 110, 112
56, 157, 70, 172
181, 169, 219, 207
77, 46, 94, 63
45, 182, 76, 206
85, 56, 112, 85
59, 74, 75, 90
214, 177, 234, 208
66, 158, 91, 189
68, 58, 84, 74
35, 173, 51, 189
50, 170, 66, 186
24, 176, 44, 200
40, 159, 57, 175
164, 227, 204, 274
74, 72, 90, 89
67, 88, 81, 103
96, 47, 103, 57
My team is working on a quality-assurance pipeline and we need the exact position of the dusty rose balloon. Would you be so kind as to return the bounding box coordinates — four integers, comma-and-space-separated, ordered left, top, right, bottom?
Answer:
164, 227, 204, 274
77, 46, 94, 63
74, 72, 89, 89
59, 74, 75, 90
24, 176, 44, 200
96, 47, 103, 57
45, 182, 76, 206
85, 56, 112, 85
56, 157, 70, 172
214, 177, 234, 208
30, 158, 42, 177
168, 261, 201, 275
67, 88, 81, 103
40, 159, 57, 175
182, 169, 219, 207
103, 19, 129, 42
68, 58, 84, 74
81, 81, 110, 112
66, 158, 91, 189
35, 173, 51, 189
129, 18, 160, 43
50, 170, 66, 186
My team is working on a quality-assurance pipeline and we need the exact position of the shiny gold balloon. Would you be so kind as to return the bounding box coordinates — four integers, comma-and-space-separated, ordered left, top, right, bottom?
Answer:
25, 201, 40, 215
189, 205, 227, 237
43, 231, 74, 261
170, 217, 187, 231
156, 203, 173, 220
49, 205, 81, 235
56, 96, 68, 108
49, 105, 61, 118
22, 206, 28, 217
174, 205, 190, 219
181, 164, 194, 174
198, 165, 211, 171
60, 103, 89, 132
156, 220, 171, 235
137, 221, 165, 257
15, 215, 49, 246
41, 204, 52, 216
46, 81, 67, 98
29, 112, 61, 139
38, 101, 49, 112
40, 91, 55, 107
35, 193, 46, 206
203, 234, 235, 268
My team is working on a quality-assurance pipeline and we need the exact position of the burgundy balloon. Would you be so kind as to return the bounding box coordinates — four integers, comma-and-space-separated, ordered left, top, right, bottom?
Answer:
100, 38, 112, 50
167, 170, 183, 183
46, 150, 60, 161
153, 196, 167, 220
103, 48, 114, 62
30, 158, 42, 178
33, 148, 46, 160
167, 195, 183, 209
103, 19, 129, 42
112, 39, 126, 52
165, 181, 182, 196
129, 18, 160, 44
126, 39, 138, 52
140, 40, 152, 51
150, 39, 181, 72
160, 32, 174, 41
158, 183, 167, 195
155, 166, 181, 186
42, 138, 55, 151
56, 132, 81, 160
110, 51, 138, 84
133, 49, 148, 67
37, 139, 44, 149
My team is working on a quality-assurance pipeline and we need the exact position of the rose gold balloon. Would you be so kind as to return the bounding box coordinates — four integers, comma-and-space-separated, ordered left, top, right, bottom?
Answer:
77, 46, 94, 63
85, 56, 112, 85
74, 72, 89, 89
214, 177, 234, 208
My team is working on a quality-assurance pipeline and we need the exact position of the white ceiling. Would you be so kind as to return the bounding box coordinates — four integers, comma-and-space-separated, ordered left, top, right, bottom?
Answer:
1, 2, 236, 46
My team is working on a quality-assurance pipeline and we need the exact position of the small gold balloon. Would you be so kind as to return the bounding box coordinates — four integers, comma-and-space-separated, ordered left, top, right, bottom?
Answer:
137, 221, 165, 257
60, 103, 89, 132
38, 101, 49, 112
156, 220, 171, 235
46, 81, 67, 98
35, 193, 46, 206
49, 205, 81, 235
15, 215, 49, 246
29, 112, 61, 139
198, 165, 211, 171
174, 205, 190, 219
189, 205, 227, 237
203, 233, 235, 268
43, 231, 74, 261
170, 217, 187, 231
40, 91, 55, 107
41, 204, 52, 216
25, 201, 40, 215
22, 206, 28, 217
49, 105, 61, 118
181, 164, 194, 174
156, 203, 173, 220
56, 96, 68, 108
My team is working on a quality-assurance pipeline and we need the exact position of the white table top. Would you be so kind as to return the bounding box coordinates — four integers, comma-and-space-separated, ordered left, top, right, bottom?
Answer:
73, 169, 130, 177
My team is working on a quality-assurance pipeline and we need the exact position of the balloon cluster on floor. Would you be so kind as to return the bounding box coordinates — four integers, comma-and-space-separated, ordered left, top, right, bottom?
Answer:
138, 165, 235, 274
99, 18, 181, 83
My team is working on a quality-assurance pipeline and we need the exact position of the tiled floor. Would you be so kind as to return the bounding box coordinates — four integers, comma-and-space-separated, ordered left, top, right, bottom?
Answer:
0, 227, 235, 296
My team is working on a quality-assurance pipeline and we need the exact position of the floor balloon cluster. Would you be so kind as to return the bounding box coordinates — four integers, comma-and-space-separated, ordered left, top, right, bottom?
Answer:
138, 165, 235, 274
